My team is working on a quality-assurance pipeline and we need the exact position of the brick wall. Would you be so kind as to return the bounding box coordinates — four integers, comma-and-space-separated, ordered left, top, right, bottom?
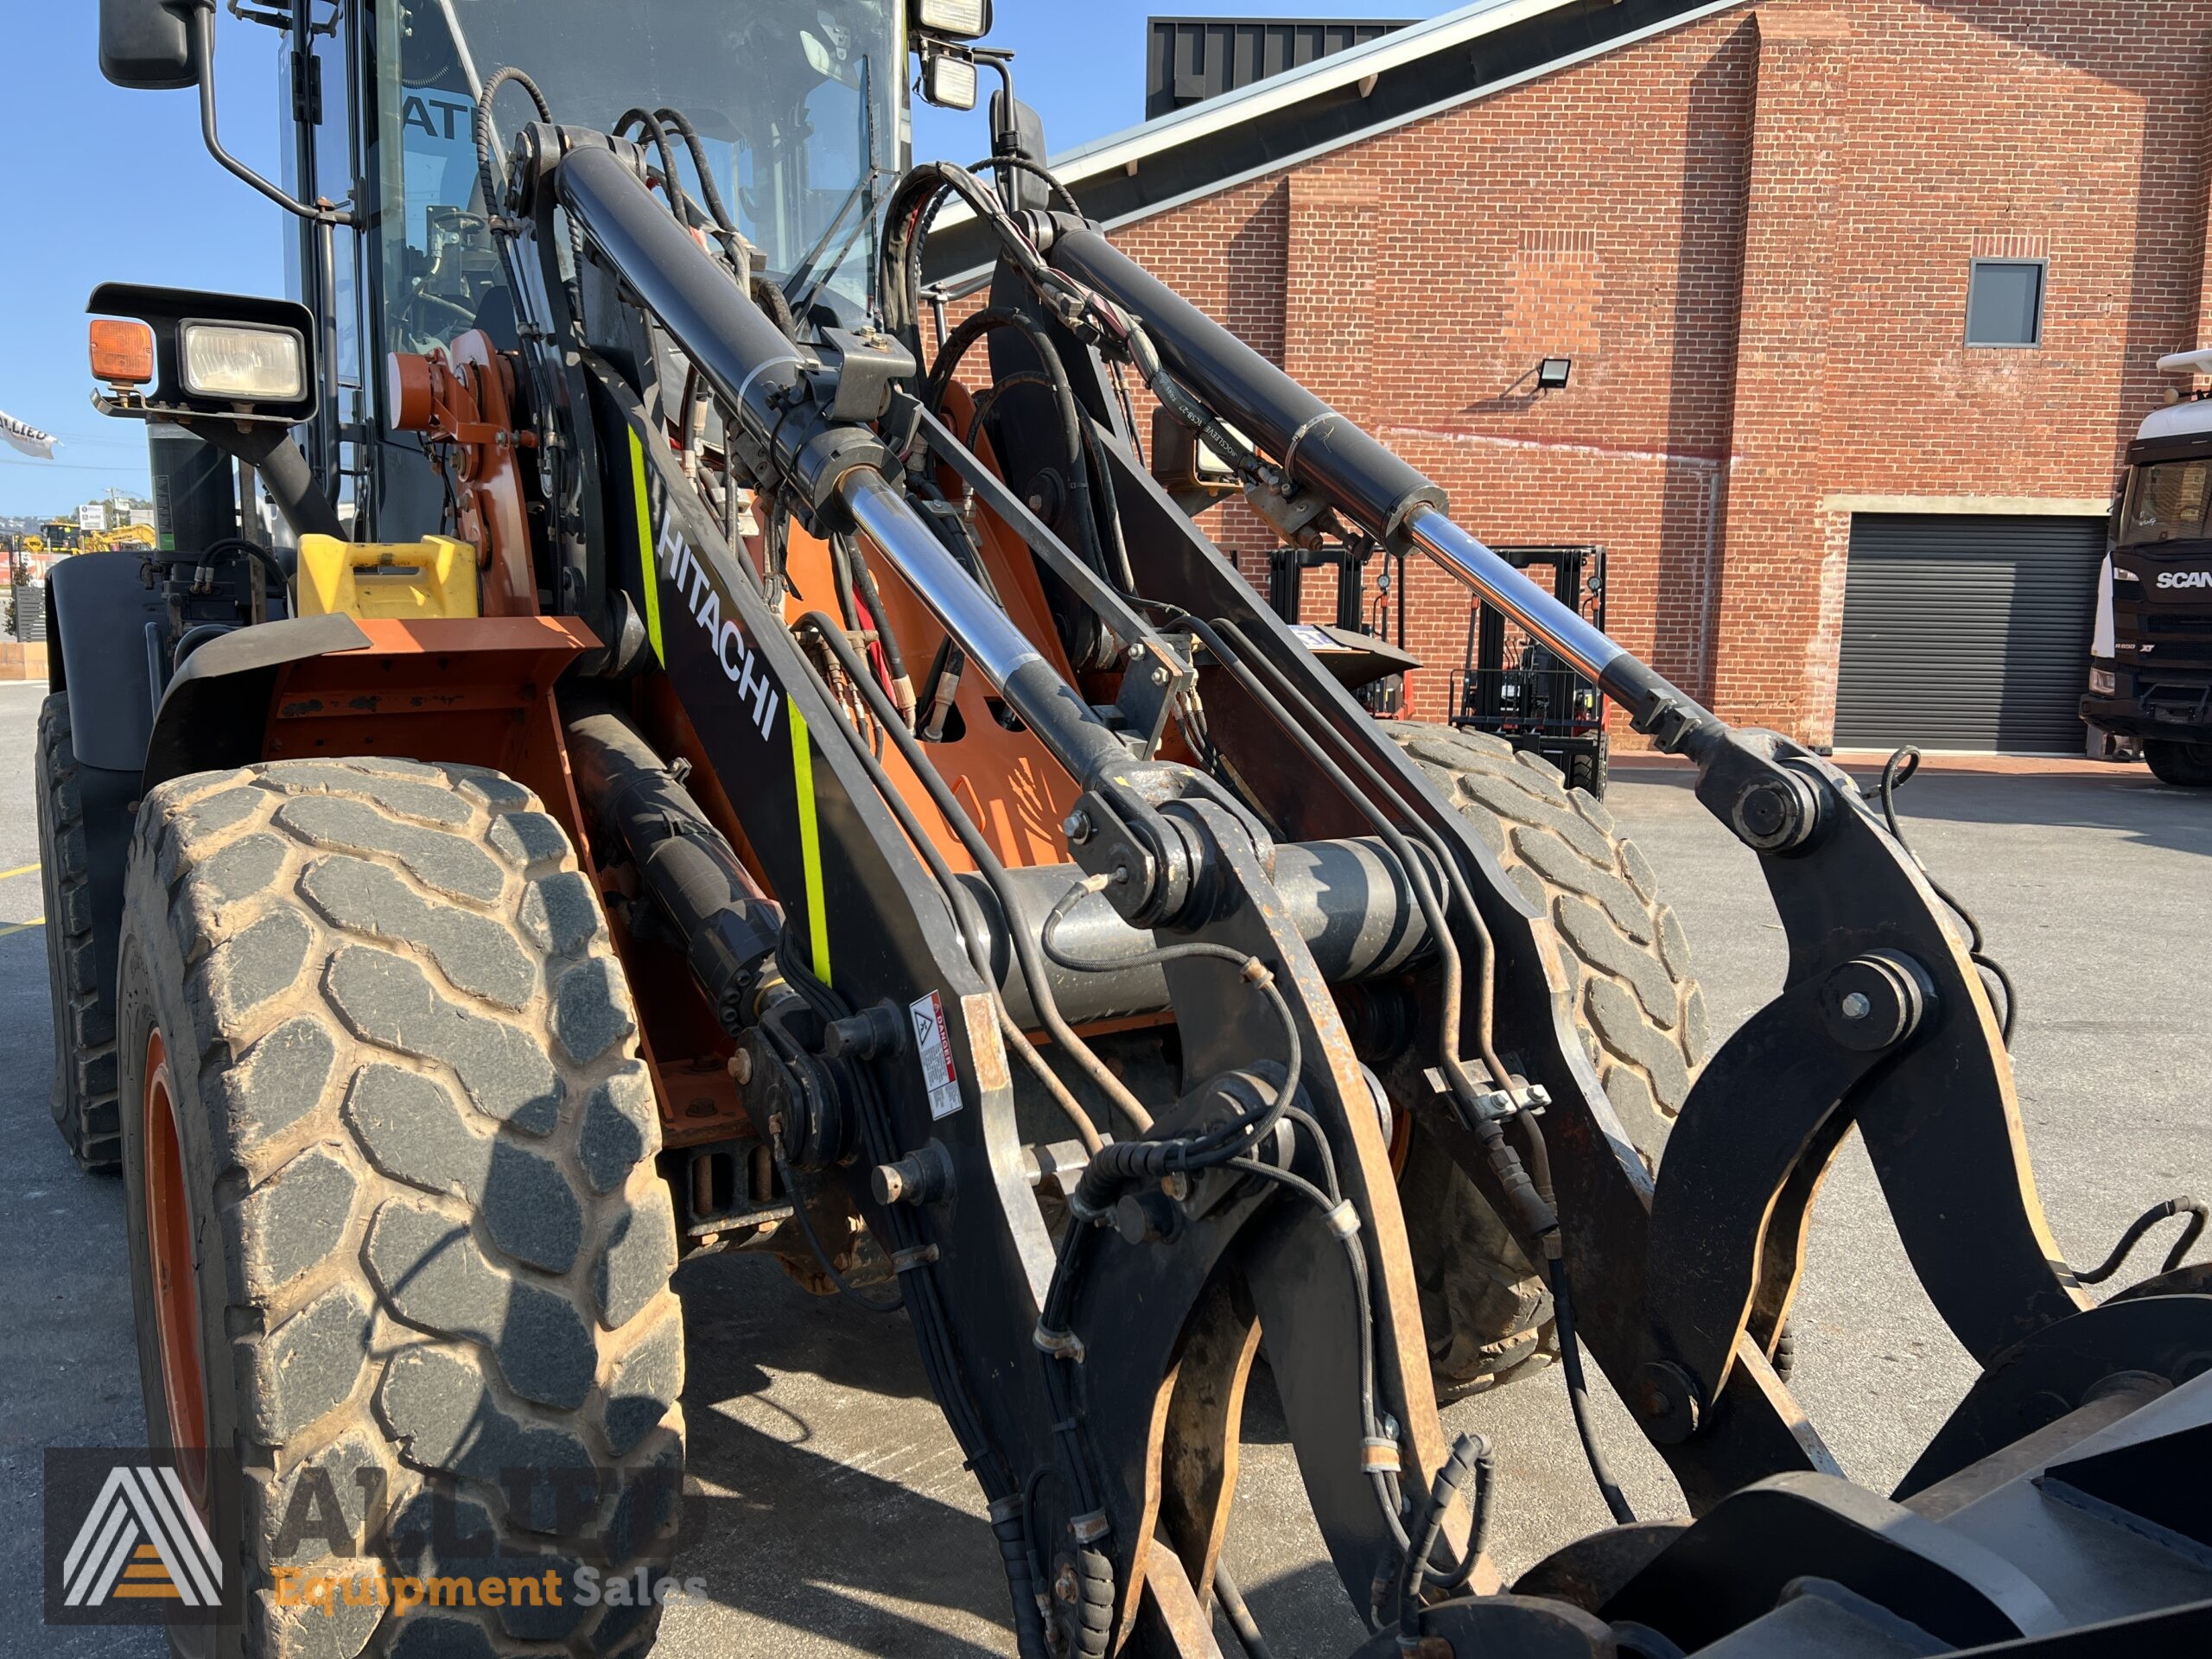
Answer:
1077, 0, 2212, 740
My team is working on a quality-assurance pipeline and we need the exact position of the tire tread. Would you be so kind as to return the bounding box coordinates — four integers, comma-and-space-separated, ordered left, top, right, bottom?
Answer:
122, 758, 682, 1658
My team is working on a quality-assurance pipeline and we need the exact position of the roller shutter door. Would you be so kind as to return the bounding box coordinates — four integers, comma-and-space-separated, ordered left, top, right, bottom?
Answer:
1834, 514, 2105, 753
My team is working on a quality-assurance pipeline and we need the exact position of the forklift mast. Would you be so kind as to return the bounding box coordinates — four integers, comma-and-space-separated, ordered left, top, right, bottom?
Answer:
1449, 543, 1611, 794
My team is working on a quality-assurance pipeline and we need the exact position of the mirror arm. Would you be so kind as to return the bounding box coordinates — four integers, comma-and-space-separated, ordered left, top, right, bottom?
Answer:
184, 1, 354, 227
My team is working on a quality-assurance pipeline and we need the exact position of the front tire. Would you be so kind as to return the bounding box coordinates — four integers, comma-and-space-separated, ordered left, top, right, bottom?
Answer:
2145, 738, 2212, 787
1387, 723, 1706, 1396
119, 757, 683, 1658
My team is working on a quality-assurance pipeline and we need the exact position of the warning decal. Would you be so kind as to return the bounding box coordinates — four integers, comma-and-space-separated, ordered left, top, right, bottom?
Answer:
911, 991, 963, 1121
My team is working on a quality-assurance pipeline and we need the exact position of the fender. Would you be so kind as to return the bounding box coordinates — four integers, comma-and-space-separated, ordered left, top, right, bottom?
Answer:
43, 556, 170, 1058
141, 613, 371, 794
48, 552, 165, 773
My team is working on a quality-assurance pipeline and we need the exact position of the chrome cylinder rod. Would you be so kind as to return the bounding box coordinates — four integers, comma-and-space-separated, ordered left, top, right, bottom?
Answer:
1405, 508, 1624, 686
837, 467, 1133, 784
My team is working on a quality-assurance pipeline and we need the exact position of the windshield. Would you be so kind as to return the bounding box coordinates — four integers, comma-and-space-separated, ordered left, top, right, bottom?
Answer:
375, 0, 900, 355
2120, 458, 2212, 546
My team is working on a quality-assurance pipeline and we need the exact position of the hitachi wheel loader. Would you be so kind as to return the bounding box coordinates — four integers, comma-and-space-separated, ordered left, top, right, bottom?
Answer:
42, 1, 2212, 1654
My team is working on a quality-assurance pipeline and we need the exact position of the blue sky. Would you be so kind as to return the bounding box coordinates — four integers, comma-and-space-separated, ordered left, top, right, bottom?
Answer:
0, 2, 1452, 515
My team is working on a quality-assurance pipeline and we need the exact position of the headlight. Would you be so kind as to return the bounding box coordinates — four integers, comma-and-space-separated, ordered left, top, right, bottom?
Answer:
181, 322, 306, 402
2113, 566, 2142, 584
2089, 667, 2118, 696
912, 0, 991, 39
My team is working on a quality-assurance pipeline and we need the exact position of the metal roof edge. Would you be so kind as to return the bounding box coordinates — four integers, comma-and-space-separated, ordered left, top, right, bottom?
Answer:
1075, 0, 1567, 176
928, 0, 1746, 292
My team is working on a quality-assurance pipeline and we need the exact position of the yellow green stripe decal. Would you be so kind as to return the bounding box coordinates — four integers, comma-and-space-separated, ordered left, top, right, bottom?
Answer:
789, 703, 832, 986
628, 429, 664, 664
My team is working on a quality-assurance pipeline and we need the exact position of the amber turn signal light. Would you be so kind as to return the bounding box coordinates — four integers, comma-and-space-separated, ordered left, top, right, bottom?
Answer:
90, 318, 156, 386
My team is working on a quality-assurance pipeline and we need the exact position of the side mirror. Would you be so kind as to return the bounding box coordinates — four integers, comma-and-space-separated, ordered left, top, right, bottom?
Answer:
100, 0, 202, 91
990, 92, 1050, 212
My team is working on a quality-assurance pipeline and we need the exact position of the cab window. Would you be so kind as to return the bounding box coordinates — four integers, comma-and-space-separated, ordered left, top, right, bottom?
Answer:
2120, 460, 2212, 546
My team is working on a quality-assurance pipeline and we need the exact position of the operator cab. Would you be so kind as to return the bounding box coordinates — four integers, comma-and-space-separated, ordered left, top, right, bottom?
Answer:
335, 0, 902, 537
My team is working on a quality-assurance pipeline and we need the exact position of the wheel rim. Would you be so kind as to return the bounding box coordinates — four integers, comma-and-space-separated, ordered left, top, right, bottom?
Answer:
143, 1028, 210, 1513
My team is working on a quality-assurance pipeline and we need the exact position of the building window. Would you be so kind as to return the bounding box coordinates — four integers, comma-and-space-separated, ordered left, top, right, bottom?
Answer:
1967, 259, 2046, 348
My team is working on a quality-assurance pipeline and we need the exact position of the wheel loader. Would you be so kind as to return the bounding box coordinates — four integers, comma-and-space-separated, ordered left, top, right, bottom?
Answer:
42, 1, 2212, 1654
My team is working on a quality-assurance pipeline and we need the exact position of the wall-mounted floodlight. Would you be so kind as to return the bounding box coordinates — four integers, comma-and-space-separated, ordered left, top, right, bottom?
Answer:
1537, 357, 1573, 391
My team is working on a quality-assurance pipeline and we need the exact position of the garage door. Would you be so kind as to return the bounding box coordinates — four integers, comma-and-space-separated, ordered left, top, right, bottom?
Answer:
1834, 514, 2106, 753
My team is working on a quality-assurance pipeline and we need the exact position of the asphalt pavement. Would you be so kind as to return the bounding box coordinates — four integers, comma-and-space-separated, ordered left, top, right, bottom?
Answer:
0, 675, 2205, 1657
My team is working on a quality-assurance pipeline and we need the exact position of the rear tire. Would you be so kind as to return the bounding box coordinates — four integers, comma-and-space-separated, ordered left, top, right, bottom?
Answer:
37, 691, 120, 1170
2145, 739, 2212, 787
1387, 723, 1707, 1396
119, 757, 683, 1658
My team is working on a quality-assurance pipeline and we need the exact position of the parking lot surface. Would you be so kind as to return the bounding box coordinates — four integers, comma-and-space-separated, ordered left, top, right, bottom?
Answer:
0, 677, 2203, 1656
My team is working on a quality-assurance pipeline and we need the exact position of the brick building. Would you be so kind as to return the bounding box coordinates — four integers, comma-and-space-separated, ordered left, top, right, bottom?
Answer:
967, 1, 2212, 751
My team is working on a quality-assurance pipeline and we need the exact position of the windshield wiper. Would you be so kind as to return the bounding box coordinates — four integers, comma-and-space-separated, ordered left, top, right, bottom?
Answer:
781, 55, 882, 321
783, 173, 887, 322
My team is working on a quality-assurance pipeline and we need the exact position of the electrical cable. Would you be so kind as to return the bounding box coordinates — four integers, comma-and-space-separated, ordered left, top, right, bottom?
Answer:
1550, 1253, 1636, 1527
1040, 876, 1300, 1166
1160, 609, 1510, 1123
2076, 1196, 2208, 1285
189, 537, 288, 624
1396, 1433, 1492, 1645
925, 307, 1128, 661
765, 1130, 903, 1313
1876, 747, 2018, 1042
784, 616, 1106, 1158
964, 155, 1085, 217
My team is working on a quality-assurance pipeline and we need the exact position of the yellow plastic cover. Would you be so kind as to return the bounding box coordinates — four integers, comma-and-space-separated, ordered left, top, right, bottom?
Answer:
296, 535, 479, 620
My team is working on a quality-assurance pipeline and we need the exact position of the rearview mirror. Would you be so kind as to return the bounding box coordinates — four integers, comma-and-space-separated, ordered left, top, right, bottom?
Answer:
99, 0, 202, 91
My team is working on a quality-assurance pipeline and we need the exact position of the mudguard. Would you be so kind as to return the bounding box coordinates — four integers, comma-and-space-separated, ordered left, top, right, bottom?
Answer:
48, 552, 164, 772
139, 613, 370, 794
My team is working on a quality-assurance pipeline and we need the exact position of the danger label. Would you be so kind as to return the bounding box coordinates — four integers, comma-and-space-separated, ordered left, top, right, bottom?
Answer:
911, 992, 963, 1121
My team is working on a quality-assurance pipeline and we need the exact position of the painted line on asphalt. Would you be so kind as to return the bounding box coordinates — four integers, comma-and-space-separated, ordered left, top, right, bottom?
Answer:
0, 861, 40, 881
0, 918, 44, 938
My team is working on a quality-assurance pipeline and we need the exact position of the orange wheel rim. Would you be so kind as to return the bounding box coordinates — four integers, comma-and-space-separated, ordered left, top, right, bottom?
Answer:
143, 1029, 210, 1513
1387, 1084, 1413, 1177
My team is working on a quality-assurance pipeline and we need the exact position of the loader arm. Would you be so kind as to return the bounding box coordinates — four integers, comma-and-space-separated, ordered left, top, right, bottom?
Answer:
459, 77, 2211, 1659
494, 130, 1485, 1651
1044, 223, 2095, 1478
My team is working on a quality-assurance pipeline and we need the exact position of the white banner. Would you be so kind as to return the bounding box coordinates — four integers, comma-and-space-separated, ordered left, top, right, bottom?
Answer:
0, 409, 56, 461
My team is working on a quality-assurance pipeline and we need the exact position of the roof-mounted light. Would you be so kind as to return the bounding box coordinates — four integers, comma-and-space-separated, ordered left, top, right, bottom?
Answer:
912, 0, 991, 41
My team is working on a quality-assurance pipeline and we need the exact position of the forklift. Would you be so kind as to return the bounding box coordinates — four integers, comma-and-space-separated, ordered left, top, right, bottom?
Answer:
1448, 544, 1610, 797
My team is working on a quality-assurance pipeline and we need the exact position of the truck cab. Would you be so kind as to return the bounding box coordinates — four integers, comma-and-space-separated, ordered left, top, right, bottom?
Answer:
2082, 352, 2212, 785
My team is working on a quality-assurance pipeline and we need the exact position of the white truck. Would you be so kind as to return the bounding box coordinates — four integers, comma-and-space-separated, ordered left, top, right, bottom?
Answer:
2082, 348, 2212, 785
